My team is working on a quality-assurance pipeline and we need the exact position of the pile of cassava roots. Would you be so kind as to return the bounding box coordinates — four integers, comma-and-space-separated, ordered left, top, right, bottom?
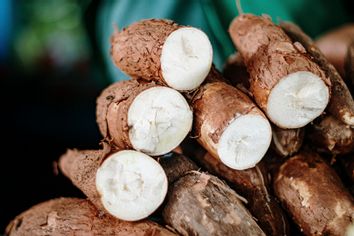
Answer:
6, 14, 354, 236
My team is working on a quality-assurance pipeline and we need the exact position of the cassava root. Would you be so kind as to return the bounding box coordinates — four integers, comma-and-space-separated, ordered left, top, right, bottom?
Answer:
6, 198, 176, 236
181, 140, 289, 236
160, 152, 266, 235
59, 147, 168, 221
162, 170, 266, 236
111, 19, 213, 91
274, 152, 354, 236
229, 14, 331, 129
308, 115, 354, 155
96, 79, 193, 156
223, 52, 304, 157
190, 78, 272, 170
280, 21, 354, 127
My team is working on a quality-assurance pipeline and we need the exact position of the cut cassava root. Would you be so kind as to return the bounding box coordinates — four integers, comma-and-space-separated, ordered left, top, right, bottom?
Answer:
280, 21, 354, 127
6, 198, 176, 236
59, 148, 168, 221
229, 14, 331, 128
111, 19, 213, 91
222, 52, 304, 157
274, 152, 354, 236
96, 80, 193, 156
191, 80, 272, 170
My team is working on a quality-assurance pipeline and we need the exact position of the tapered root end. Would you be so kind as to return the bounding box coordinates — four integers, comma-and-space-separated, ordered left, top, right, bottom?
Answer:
161, 27, 213, 91
267, 71, 329, 128
96, 150, 168, 221
128, 86, 193, 156
217, 114, 272, 170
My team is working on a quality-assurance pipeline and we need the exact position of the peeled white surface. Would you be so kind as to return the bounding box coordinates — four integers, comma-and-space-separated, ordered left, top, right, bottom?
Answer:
161, 27, 213, 91
267, 71, 329, 128
218, 114, 272, 170
96, 150, 168, 221
128, 86, 193, 156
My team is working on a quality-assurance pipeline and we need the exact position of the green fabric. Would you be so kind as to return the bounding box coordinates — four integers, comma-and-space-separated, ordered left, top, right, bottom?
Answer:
97, 0, 225, 82
207, 0, 351, 60
97, 0, 351, 82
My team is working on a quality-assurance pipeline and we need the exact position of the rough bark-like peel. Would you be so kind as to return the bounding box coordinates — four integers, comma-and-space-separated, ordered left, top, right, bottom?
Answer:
6, 198, 176, 236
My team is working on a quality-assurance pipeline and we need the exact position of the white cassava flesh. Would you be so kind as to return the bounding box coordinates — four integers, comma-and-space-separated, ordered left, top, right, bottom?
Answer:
218, 114, 272, 170
161, 27, 213, 91
96, 150, 168, 221
128, 86, 193, 156
267, 71, 329, 128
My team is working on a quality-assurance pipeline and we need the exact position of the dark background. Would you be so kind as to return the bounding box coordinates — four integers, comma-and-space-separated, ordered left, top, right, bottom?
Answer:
0, 0, 107, 230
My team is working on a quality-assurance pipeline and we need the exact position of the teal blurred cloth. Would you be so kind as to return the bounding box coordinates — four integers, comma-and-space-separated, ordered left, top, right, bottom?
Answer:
96, 0, 351, 82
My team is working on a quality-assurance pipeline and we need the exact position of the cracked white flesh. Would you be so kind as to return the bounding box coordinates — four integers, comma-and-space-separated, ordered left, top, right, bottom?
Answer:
217, 114, 272, 170
160, 27, 213, 91
267, 71, 329, 128
128, 86, 193, 156
96, 150, 168, 221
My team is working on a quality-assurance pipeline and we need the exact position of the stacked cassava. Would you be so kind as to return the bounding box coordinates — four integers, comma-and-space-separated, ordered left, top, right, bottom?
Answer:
6, 15, 354, 236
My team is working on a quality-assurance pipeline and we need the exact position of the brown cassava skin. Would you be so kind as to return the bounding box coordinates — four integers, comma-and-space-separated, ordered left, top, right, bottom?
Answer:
96, 79, 156, 149
163, 171, 265, 236
281, 22, 354, 126
159, 152, 198, 184
222, 52, 304, 156
274, 152, 354, 236
272, 125, 304, 157
222, 53, 251, 95
229, 15, 330, 125
345, 41, 354, 88
181, 140, 289, 236
6, 198, 176, 236
315, 24, 354, 76
190, 80, 264, 160
111, 19, 180, 85
59, 147, 111, 214
308, 115, 354, 155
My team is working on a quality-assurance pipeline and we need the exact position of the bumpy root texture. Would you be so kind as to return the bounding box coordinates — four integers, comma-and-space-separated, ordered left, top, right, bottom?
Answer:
96, 80, 193, 156
315, 24, 354, 76
181, 140, 289, 236
96, 80, 155, 149
59, 148, 168, 221
6, 198, 176, 236
222, 52, 304, 157
158, 152, 198, 184
308, 115, 354, 155
272, 125, 304, 157
162, 171, 265, 236
281, 21, 354, 127
229, 14, 331, 129
190, 76, 272, 170
111, 19, 213, 91
274, 152, 354, 236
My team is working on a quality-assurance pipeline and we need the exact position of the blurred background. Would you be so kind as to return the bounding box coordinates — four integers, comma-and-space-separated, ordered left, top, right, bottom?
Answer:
1, 0, 353, 231
0, 0, 104, 230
